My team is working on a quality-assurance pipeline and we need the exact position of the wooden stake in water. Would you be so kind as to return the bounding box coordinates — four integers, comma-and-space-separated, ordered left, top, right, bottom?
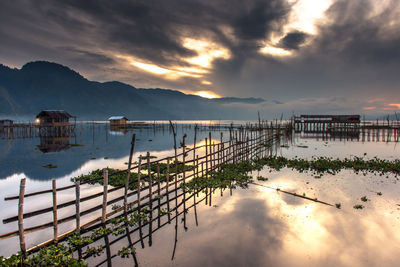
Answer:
125, 134, 136, 214
18, 178, 26, 254
52, 180, 58, 243
147, 152, 153, 246
102, 169, 108, 224
182, 134, 188, 230
75, 180, 80, 232
156, 162, 161, 227
137, 156, 145, 248
166, 158, 171, 223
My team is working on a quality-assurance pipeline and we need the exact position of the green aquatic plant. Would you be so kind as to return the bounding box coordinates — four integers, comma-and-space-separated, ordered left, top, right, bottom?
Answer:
0, 244, 87, 266
335, 203, 341, 209
257, 176, 268, 181
0, 202, 153, 266
71, 168, 140, 190
42, 164, 58, 168
361, 196, 368, 202
181, 161, 254, 193
255, 156, 400, 177
353, 204, 364, 209
117, 245, 136, 258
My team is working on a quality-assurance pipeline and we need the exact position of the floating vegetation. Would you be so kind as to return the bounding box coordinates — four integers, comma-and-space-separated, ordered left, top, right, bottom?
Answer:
139, 155, 157, 160
0, 244, 87, 266
42, 164, 57, 169
142, 161, 194, 175
257, 176, 269, 181
181, 161, 254, 193
254, 156, 400, 176
335, 203, 341, 209
104, 157, 109, 159
361, 196, 368, 202
90, 157, 96, 160
377, 192, 382, 196
1, 206, 153, 266
71, 168, 139, 190
353, 204, 364, 209
117, 245, 136, 258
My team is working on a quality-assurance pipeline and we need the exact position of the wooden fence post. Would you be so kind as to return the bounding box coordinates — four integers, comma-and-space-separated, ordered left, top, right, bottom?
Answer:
166, 158, 171, 223
75, 181, 80, 232
18, 178, 26, 254
125, 134, 136, 213
52, 180, 58, 243
102, 169, 108, 224
147, 152, 153, 246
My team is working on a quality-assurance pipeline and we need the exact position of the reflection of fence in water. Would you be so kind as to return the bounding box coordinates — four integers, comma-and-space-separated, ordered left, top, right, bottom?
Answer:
0, 124, 290, 259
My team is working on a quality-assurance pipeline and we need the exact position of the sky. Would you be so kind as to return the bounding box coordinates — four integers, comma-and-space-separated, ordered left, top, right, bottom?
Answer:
1, 0, 400, 117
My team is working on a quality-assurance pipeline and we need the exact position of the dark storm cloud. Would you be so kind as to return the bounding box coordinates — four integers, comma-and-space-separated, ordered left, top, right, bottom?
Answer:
0, 0, 291, 67
233, 1, 289, 40
60, 47, 115, 65
212, 0, 400, 111
278, 31, 308, 50
308, 0, 400, 66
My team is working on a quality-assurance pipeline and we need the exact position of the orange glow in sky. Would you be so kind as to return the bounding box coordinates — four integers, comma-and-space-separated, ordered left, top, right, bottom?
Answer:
388, 103, 400, 109
362, 106, 376, 110
179, 89, 221, 99
194, 90, 221, 99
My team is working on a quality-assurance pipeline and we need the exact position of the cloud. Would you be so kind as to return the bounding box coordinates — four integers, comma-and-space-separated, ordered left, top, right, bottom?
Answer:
278, 31, 309, 50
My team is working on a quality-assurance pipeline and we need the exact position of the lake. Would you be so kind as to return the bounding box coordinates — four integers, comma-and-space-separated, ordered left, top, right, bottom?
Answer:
0, 121, 399, 266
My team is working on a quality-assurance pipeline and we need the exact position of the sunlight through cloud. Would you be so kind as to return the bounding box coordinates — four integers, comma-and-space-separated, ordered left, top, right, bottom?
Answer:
182, 38, 231, 68
260, 0, 333, 57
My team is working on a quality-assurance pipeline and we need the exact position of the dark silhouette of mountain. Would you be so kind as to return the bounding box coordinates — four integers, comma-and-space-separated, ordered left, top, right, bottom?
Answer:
0, 61, 264, 120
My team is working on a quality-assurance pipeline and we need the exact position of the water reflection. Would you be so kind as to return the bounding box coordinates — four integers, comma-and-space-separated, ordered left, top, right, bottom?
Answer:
0, 123, 223, 180
77, 167, 400, 267
1, 124, 400, 266
37, 136, 72, 153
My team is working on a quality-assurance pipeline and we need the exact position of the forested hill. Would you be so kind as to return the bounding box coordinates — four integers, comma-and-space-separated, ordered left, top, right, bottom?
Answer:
0, 61, 264, 120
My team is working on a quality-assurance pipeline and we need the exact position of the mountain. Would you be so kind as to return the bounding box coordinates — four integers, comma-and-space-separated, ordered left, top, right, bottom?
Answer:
0, 61, 265, 120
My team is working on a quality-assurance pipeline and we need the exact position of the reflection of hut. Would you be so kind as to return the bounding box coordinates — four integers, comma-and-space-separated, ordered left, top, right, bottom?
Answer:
108, 116, 128, 127
37, 136, 71, 153
36, 110, 73, 126
109, 128, 127, 135
0, 119, 13, 127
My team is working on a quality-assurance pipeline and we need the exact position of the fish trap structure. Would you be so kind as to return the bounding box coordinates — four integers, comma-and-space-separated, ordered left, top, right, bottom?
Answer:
0, 123, 291, 261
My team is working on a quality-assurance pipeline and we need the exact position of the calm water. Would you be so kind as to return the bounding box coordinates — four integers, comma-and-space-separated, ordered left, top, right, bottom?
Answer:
1, 121, 399, 266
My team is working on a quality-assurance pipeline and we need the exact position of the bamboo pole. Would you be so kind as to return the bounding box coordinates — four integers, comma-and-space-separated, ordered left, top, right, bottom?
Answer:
137, 156, 144, 248
182, 134, 187, 230
75, 181, 80, 232
125, 134, 136, 214
166, 158, 171, 223
18, 178, 26, 254
52, 180, 58, 243
157, 162, 161, 227
102, 169, 108, 224
147, 152, 153, 246
205, 138, 209, 206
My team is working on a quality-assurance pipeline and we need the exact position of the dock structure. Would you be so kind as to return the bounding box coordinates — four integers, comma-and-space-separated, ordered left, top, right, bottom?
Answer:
0, 119, 13, 127
36, 110, 76, 137
0, 111, 76, 139
293, 114, 361, 133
